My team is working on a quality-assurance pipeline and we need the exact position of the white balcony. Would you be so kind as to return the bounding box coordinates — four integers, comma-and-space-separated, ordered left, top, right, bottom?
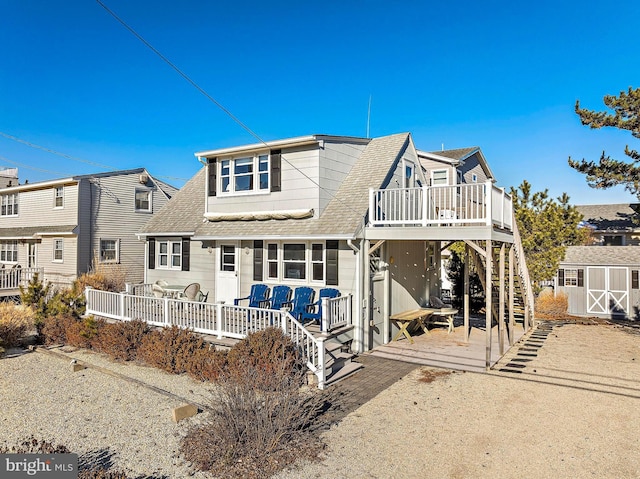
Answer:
368, 181, 512, 231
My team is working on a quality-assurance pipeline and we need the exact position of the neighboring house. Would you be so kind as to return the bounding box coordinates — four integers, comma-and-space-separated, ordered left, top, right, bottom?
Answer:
576, 203, 640, 246
137, 132, 531, 359
0, 168, 176, 289
556, 204, 640, 319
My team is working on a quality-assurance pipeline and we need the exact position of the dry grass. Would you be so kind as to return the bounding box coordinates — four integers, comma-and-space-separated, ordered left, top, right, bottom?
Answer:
0, 303, 35, 349
535, 290, 568, 316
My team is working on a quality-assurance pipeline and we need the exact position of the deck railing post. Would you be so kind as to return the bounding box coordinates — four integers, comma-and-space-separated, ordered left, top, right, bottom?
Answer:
422, 185, 428, 226
485, 181, 492, 226
316, 336, 327, 390
119, 292, 126, 321
216, 303, 223, 339
164, 297, 170, 326
368, 188, 375, 225
321, 297, 329, 332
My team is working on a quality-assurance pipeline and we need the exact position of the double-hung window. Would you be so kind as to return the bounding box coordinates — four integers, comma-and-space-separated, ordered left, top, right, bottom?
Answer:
1, 193, 18, 216
432, 169, 448, 186
261, 242, 335, 284
135, 189, 151, 212
157, 240, 181, 269
53, 239, 64, 262
54, 186, 64, 208
0, 241, 18, 262
220, 153, 270, 194
100, 239, 119, 263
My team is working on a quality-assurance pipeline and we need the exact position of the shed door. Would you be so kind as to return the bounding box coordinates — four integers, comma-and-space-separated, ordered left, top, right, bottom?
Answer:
587, 267, 629, 316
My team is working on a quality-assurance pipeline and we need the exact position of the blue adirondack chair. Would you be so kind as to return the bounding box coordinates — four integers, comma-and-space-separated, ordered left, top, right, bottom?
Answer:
285, 287, 315, 321
234, 284, 269, 307
301, 288, 340, 326
260, 285, 292, 310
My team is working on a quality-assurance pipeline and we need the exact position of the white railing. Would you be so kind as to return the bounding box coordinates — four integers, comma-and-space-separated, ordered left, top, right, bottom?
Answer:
321, 294, 352, 332
369, 182, 513, 230
0, 267, 43, 290
84, 287, 337, 389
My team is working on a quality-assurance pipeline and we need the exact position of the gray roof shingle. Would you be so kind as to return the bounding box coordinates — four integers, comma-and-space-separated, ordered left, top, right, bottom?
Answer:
562, 245, 640, 266
140, 133, 411, 239
576, 203, 639, 231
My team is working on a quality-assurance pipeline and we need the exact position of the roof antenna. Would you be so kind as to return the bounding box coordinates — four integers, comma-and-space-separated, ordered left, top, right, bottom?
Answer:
441, 143, 444, 152
366, 95, 372, 138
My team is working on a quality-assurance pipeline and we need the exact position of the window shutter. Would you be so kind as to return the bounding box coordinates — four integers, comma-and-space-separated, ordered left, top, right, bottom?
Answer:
148, 238, 155, 270
633, 270, 639, 290
181, 239, 190, 271
208, 158, 217, 197
253, 240, 264, 281
270, 149, 281, 192
577, 269, 584, 287
558, 269, 564, 286
326, 240, 339, 286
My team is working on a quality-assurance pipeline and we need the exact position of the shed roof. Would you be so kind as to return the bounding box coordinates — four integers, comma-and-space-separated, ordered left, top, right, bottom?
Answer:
562, 245, 640, 266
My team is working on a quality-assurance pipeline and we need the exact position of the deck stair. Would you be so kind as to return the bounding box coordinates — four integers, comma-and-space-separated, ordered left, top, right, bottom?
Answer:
304, 322, 363, 386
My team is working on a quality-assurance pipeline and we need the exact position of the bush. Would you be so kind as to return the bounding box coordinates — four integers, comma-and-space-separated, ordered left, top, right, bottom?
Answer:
76, 261, 127, 294
186, 346, 228, 382
0, 303, 35, 349
40, 314, 77, 345
536, 289, 568, 316
93, 320, 149, 361
226, 328, 304, 391
20, 273, 51, 334
180, 365, 323, 479
137, 326, 208, 374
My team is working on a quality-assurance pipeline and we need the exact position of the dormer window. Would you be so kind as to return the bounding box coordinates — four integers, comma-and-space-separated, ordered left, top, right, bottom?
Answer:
208, 150, 281, 197
220, 154, 269, 194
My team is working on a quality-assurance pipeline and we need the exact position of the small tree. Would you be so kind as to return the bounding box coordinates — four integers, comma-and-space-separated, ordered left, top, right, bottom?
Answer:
19, 273, 51, 334
511, 181, 588, 287
569, 86, 640, 201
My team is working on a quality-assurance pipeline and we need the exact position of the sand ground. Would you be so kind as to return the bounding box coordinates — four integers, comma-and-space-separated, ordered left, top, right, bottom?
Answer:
2, 321, 639, 478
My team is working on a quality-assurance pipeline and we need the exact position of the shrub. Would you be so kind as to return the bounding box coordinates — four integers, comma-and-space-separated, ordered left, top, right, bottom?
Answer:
536, 289, 568, 316
186, 346, 228, 382
226, 328, 304, 391
93, 320, 149, 361
20, 273, 51, 333
40, 314, 78, 345
65, 316, 102, 349
180, 365, 324, 479
0, 303, 35, 349
137, 326, 208, 374
47, 287, 86, 319
76, 260, 127, 294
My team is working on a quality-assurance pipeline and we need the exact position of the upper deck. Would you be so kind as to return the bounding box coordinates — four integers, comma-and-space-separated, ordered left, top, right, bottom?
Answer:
365, 181, 514, 242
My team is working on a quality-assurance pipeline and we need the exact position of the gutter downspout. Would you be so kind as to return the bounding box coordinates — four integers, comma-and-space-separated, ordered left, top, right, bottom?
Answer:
347, 238, 363, 353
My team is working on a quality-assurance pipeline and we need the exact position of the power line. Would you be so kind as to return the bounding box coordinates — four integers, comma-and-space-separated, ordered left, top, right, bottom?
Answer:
96, 0, 364, 216
0, 155, 71, 176
0, 131, 189, 183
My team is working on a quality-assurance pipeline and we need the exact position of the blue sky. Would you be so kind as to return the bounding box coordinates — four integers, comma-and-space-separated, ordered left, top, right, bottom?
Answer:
1, 0, 639, 204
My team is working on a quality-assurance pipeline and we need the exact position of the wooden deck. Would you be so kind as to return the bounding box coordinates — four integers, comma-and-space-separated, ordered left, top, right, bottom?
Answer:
369, 315, 530, 373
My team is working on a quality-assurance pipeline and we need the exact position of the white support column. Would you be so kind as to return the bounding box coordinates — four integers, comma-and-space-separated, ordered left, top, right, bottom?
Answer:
485, 181, 493, 226
485, 240, 492, 370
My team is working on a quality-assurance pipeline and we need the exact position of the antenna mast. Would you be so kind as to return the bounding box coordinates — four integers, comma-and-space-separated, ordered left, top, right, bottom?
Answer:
366, 95, 372, 138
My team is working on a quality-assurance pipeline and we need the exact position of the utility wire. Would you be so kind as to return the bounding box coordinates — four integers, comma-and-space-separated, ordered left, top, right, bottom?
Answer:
0, 154, 71, 176
96, 0, 363, 216
0, 131, 189, 183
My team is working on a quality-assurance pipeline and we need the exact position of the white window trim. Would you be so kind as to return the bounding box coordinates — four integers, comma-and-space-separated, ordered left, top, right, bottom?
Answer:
54, 186, 64, 209
431, 169, 449, 186
157, 239, 181, 270
1, 192, 19, 217
264, 241, 327, 285
219, 153, 270, 196
564, 269, 578, 287
99, 238, 120, 263
53, 238, 64, 263
471, 173, 478, 183
0, 240, 18, 263
135, 188, 152, 212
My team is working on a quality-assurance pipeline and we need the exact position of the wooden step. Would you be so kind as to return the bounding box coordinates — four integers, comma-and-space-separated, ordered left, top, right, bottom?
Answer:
324, 360, 364, 387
